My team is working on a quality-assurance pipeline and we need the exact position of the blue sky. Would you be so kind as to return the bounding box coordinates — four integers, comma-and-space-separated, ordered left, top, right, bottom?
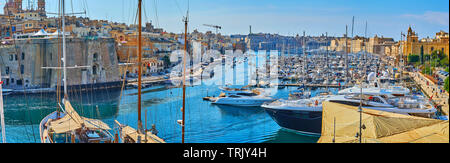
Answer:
2, 0, 449, 40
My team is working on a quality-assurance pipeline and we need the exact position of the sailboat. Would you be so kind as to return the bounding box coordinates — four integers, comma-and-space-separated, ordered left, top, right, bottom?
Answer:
114, 0, 165, 143
39, 0, 113, 143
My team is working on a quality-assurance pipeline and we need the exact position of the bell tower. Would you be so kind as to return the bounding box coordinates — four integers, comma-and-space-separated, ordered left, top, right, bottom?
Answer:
14, 0, 22, 11
38, 0, 46, 16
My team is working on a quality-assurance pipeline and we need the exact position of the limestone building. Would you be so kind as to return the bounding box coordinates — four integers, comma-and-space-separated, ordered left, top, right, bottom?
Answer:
403, 27, 449, 60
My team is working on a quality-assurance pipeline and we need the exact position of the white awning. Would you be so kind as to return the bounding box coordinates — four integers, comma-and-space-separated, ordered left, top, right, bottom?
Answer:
34, 29, 49, 36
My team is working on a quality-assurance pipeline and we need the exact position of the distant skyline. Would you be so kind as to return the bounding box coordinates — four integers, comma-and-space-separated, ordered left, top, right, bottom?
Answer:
1, 0, 449, 40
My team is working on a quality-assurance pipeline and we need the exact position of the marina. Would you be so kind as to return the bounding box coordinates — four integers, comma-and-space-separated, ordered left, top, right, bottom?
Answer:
0, 0, 448, 145
1, 48, 448, 143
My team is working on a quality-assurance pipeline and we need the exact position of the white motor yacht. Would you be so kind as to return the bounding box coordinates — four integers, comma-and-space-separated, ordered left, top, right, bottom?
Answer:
211, 90, 275, 107
262, 93, 437, 135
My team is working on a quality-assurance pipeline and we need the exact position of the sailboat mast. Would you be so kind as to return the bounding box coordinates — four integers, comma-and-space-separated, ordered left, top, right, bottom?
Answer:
345, 25, 348, 82
137, 0, 143, 132
326, 32, 329, 91
0, 67, 6, 143
62, 0, 68, 99
351, 16, 354, 54
364, 21, 368, 79
303, 31, 306, 84
182, 13, 188, 144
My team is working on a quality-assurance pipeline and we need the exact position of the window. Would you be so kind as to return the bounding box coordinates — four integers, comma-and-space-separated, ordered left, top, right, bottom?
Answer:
21, 53, 25, 60
9, 55, 13, 61
20, 65, 24, 74
93, 53, 98, 62
5, 67, 9, 75
16, 80, 23, 86
371, 97, 383, 103
15, 54, 17, 61
92, 65, 97, 75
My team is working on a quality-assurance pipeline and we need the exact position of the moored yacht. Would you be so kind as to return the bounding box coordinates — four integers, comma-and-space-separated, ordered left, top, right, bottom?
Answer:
1, 89, 13, 96
211, 89, 275, 107
262, 93, 437, 136
338, 85, 411, 97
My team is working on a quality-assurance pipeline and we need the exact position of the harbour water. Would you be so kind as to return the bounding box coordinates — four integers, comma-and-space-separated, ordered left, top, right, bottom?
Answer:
2, 53, 338, 143
3, 84, 341, 143
1, 50, 439, 143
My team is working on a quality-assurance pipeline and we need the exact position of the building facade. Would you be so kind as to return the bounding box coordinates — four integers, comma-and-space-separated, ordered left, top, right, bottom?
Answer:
403, 27, 449, 60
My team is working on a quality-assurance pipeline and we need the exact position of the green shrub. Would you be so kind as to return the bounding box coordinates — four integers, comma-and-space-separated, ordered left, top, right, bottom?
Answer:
422, 66, 433, 75
408, 54, 420, 63
445, 77, 449, 93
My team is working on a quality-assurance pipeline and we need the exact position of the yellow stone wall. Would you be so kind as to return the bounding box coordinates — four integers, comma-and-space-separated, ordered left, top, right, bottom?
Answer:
403, 27, 449, 59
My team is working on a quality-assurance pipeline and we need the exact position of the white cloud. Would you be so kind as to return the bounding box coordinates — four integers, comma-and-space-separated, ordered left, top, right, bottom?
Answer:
402, 11, 449, 26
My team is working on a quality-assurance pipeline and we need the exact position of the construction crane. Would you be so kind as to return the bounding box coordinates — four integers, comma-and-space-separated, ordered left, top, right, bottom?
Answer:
203, 24, 222, 34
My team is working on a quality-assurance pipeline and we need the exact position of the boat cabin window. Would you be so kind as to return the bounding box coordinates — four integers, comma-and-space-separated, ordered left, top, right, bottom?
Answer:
237, 93, 258, 96
369, 97, 383, 103
329, 100, 367, 107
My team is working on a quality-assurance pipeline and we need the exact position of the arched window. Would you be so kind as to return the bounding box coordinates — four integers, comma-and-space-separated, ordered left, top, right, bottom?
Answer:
93, 53, 98, 62
93, 65, 97, 75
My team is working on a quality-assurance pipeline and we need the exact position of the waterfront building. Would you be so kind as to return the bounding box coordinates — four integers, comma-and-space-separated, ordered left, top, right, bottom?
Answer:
118, 57, 165, 77
0, 37, 121, 90
328, 34, 394, 55
3, 0, 23, 16
402, 27, 449, 61
367, 35, 395, 55
329, 36, 351, 52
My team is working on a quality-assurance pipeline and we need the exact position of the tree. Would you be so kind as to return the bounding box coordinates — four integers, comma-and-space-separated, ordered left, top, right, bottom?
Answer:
445, 77, 449, 93
162, 55, 171, 68
440, 56, 449, 67
408, 54, 420, 63
422, 66, 433, 75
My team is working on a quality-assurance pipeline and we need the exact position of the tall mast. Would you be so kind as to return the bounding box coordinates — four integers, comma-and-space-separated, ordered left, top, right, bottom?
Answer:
345, 25, 348, 82
351, 16, 354, 55
0, 67, 6, 143
137, 0, 143, 133
182, 11, 189, 144
303, 31, 306, 84
400, 32, 404, 83
326, 32, 329, 91
364, 21, 367, 80
62, 0, 68, 99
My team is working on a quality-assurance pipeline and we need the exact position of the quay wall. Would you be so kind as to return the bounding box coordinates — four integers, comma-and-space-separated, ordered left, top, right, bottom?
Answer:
410, 72, 449, 116
0, 37, 121, 90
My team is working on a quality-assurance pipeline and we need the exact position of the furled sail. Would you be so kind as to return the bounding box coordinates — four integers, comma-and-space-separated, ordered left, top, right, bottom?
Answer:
48, 101, 111, 134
